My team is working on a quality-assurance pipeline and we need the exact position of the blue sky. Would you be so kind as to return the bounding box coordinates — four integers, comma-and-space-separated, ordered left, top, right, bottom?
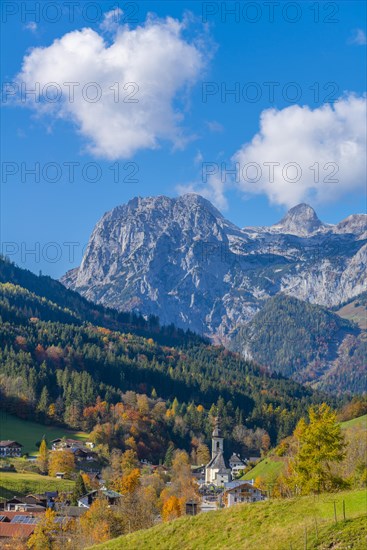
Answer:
1, 1, 366, 277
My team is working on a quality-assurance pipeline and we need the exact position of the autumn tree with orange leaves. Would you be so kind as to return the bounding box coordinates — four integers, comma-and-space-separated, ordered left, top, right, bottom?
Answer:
79, 498, 121, 546
162, 495, 183, 522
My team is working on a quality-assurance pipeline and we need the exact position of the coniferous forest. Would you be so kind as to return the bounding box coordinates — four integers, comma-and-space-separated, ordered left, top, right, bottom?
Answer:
0, 256, 330, 461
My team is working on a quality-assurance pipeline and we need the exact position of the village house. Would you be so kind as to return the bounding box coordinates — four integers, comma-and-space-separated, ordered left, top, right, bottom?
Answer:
0, 511, 43, 542
51, 438, 89, 451
0, 441, 23, 458
51, 438, 97, 462
55, 505, 87, 519
205, 418, 232, 486
73, 447, 98, 461
191, 464, 205, 483
223, 480, 266, 507
229, 453, 246, 476
0, 497, 46, 513
0, 510, 69, 542
77, 489, 122, 508
0, 492, 58, 512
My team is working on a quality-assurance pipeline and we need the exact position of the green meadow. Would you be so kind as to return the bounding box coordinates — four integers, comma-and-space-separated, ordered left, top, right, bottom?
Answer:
0, 411, 89, 454
91, 489, 367, 550
0, 471, 74, 500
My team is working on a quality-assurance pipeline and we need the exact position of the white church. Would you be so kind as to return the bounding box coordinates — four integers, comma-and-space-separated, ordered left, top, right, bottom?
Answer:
205, 417, 232, 486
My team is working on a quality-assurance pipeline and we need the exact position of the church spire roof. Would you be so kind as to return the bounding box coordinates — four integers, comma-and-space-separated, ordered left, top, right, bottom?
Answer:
212, 416, 222, 438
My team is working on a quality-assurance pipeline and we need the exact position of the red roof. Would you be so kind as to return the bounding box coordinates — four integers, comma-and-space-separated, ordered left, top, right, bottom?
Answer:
0, 511, 44, 521
0, 523, 36, 538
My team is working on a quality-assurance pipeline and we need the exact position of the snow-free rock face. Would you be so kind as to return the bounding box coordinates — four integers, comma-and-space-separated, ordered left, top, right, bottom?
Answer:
271, 203, 326, 236
335, 214, 367, 239
61, 194, 367, 339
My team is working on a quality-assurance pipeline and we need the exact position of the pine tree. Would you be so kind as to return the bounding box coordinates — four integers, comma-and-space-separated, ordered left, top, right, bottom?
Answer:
164, 443, 175, 467
171, 398, 179, 415
37, 438, 49, 475
72, 472, 87, 504
37, 386, 50, 415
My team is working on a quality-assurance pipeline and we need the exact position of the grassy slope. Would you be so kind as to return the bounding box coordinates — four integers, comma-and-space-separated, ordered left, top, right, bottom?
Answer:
336, 300, 367, 330
341, 414, 367, 430
0, 471, 74, 500
91, 489, 367, 550
315, 516, 367, 549
0, 411, 89, 454
241, 458, 285, 484
240, 415, 367, 485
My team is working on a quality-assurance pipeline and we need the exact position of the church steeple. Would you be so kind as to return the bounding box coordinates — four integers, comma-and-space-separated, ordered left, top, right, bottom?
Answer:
211, 416, 224, 458
205, 416, 232, 486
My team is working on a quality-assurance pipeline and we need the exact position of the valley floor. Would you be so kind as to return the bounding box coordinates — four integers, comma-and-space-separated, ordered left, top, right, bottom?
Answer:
90, 489, 367, 550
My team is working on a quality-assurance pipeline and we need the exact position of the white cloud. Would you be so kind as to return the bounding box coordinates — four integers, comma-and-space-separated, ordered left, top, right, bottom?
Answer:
232, 95, 366, 207
15, 15, 206, 159
176, 173, 228, 211
206, 120, 224, 133
194, 150, 204, 164
24, 22, 37, 33
203, 173, 228, 210
348, 28, 367, 45
99, 8, 123, 33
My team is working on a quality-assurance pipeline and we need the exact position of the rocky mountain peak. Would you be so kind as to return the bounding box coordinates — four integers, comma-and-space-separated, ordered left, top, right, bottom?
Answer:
335, 214, 367, 237
273, 203, 325, 236
103, 194, 224, 225
61, 194, 366, 339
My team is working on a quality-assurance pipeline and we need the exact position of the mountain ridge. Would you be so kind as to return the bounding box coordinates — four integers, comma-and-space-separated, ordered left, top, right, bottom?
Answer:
228, 293, 366, 394
61, 194, 366, 342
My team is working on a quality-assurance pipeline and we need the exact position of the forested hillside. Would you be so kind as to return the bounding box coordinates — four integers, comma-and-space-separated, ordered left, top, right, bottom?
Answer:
0, 258, 328, 461
230, 294, 366, 394
336, 291, 367, 330
0, 256, 205, 348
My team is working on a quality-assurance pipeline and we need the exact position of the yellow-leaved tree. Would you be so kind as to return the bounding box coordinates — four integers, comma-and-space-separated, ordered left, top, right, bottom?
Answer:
27, 508, 62, 549
120, 449, 139, 475
79, 497, 120, 545
48, 450, 75, 478
114, 468, 141, 495
162, 495, 182, 522
37, 438, 49, 475
288, 403, 346, 494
